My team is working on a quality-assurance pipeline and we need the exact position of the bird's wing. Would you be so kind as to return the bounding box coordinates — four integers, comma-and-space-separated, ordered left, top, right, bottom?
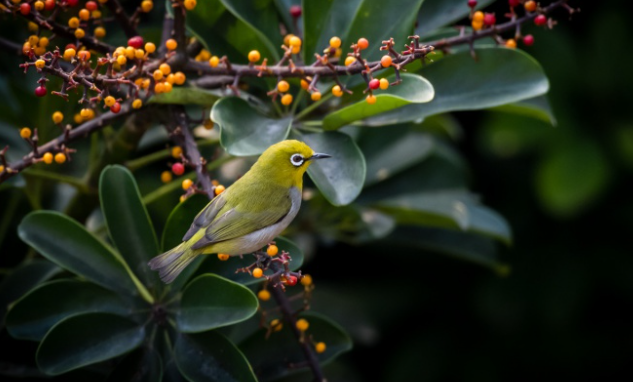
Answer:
182, 192, 228, 241
190, 186, 294, 250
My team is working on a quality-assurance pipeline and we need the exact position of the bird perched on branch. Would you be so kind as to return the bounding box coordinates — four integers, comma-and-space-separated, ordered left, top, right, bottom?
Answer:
149, 140, 331, 283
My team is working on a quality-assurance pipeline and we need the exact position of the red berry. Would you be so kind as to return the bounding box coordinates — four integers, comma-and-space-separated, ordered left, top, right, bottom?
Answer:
20, 3, 31, 15
369, 79, 380, 90
35, 86, 46, 97
508, 0, 520, 7
289, 5, 301, 18
128, 36, 144, 49
172, 162, 185, 176
523, 34, 534, 46
66, 0, 78, 6
110, 102, 121, 113
86, 1, 98, 11
467, 0, 477, 7
65, 43, 77, 51
45, 0, 55, 10
483, 13, 496, 26
285, 276, 298, 286
534, 14, 547, 26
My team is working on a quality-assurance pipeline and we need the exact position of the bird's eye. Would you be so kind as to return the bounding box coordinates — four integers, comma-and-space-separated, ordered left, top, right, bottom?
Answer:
290, 154, 304, 167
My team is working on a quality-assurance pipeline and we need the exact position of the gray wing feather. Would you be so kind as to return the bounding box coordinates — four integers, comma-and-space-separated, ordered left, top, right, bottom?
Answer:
182, 194, 227, 241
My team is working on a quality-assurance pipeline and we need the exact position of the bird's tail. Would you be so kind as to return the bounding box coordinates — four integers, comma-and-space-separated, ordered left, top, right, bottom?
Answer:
148, 242, 197, 284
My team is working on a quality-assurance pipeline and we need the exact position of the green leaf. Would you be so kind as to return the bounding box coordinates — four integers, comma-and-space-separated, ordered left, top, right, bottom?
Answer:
491, 95, 557, 125
150, 87, 221, 106
18, 211, 137, 296
100, 165, 162, 293
365, 48, 550, 126
175, 331, 257, 382
193, 236, 304, 285
536, 138, 611, 217
106, 347, 163, 382
357, 124, 435, 186
36, 313, 145, 375
177, 274, 258, 333
416, 0, 494, 37
304, 132, 366, 206
323, 74, 434, 131
240, 312, 352, 381
6, 280, 130, 341
0, 259, 60, 323
212, 97, 292, 156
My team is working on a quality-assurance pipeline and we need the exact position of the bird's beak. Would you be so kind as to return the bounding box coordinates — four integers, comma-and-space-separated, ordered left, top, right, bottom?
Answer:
309, 153, 332, 160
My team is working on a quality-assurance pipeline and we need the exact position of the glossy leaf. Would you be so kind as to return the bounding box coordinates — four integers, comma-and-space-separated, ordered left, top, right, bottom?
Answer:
100, 165, 162, 293
37, 313, 145, 375
365, 48, 550, 126
240, 312, 352, 381
416, 0, 494, 37
193, 236, 304, 285
150, 87, 221, 106
212, 97, 292, 156
18, 211, 137, 295
492, 95, 557, 125
6, 280, 130, 341
175, 331, 257, 382
323, 74, 434, 131
177, 274, 258, 333
304, 132, 366, 206
106, 347, 163, 382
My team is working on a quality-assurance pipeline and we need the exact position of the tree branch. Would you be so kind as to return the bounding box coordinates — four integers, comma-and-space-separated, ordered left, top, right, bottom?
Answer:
105, 0, 138, 39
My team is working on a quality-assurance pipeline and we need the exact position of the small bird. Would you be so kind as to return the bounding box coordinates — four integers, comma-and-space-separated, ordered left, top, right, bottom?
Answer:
149, 140, 331, 283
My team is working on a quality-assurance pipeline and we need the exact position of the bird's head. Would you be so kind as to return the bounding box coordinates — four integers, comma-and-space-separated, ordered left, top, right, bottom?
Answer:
253, 140, 331, 186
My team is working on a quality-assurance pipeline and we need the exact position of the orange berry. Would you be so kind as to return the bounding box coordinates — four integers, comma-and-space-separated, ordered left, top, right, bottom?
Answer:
153, 69, 164, 81
218, 253, 230, 261
184, 0, 196, 10
63, 48, 76, 61
20, 127, 32, 139
171, 146, 183, 158
145, 42, 156, 53
159, 63, 171, 75
54, 152, 66, 164
301, 78, 310, 90
74, 27, 85, 38
252, 268, 263, 278
380, 55, 392, 68
163, 82, 173, 93
283, 33, 295, 47
473, 11, 484, 22
42, 152, 53, 164
267, 245, 279, 256
35, 59, 45, 69
505, 39, 517, 49
174, 72, 186, 85
165, 38, 177, 51
214, 185, 225, 195
311, 92, 321, 101
524, 0, 536, 12
154, 82, 165, 93
79, 8, 90, 21
34, 1, 44, 10
141, 0, 153, 12
315, 342, 326, 353
281, 94, 293, 106
209, 56, 220, 67
165, 74, 175, 84
103, 95, 115, 107
160, 171, 172, 183
92, 10, 102, 18
357, 38, 369, 50
52, 111, 63, 124
94, 27, 106, 38
366, 94, 376, 104
182, 179, 193, 190
248, 50, 260, 63
300, 274, 312, 286
332, 85, 343, 97
28, 35, 39, 46
344, 56, 356, 66
472, 20, 483, 31
270, 319, 283, 331
277, 80, 290, 93
135, 49, 145, 59
38, 37, 49, 48
296, 318, 309, 331
257, 289, 271, 301
288, 36, 302, 47
329, 36, 341, 49
68, 17, 80, 29
379, 78, 389, 90
291, 45, 300, 54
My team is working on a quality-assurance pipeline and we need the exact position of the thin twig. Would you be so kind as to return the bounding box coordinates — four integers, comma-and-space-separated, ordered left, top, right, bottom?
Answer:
105, 0, 138, 39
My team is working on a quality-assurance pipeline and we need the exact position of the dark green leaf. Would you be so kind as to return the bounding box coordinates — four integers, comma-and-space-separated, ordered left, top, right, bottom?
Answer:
6, 280, 131, 341
491, 95, 557, 125
240, 312, 352, 381
365, 48, 550, 126
18, 211, 137, 295
106, 347, 163, 382
323, 74, 434, 131
177, 274, 258, 333
150, 87, 221, 106
100, 165, 162, 293
175, 331, 257, 382
0, 259, 60, 323
212, 97, 292, 156
304, 132, 366, 206
193, 237, 304, 285
37, 313, 145, 375
416, 0, 494, 37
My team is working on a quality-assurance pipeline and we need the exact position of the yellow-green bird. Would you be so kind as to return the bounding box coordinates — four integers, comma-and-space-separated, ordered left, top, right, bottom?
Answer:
149, 140, 331, 283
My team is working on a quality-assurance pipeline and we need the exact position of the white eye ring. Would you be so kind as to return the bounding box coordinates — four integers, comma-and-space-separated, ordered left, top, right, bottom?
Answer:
290, 153, 304, 167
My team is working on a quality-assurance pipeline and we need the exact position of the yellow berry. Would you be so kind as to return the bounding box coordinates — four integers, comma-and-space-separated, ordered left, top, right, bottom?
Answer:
142, 78, 151, 89
315, 342, 326, 353
171, 146, 183, 158
281, 94, 293, 106
291, 45, 300, 54
248, 50, 260, 63
311, 92, 321, 101
473, 11, 484, 22
252, 268, 263, 278
182, 178, 193, 190
154, 82, 165, 94
159, 63, 171, 75
38, 37, 49, 47
135, 49, 145, 59
300, 274, 312, 286
283, 34, 295, 46
63, 48, 76, 61
34, 1, 44, 11
52, 111, 63, 124
184, 0, 196, 10
94, 27, 106, 38
174, 72, 186, 85
332, 85, 343, 97
196, 49, 211, 61
28, 22, 39, 32
141, 0, 153, 12
20, 127, 32, 139
153, 69, 164, 81
74, 113, 83, 124
117, 55, 127, 65
344, 56, 356, 66
0, 165, 4, 173
505, 39, 517, 49
267, 245, 279, 256
54, 152, 66, 164
42, 152, 53, 164
132, 99, 143, 109
125, 46, 135, 59
366, 94, 376, 104
68, 17, 80, 29
74, 28, 85, 39
472, 20, 483, 31
145, 42, 156, 53
80, 108, 94, 119
270, 319, 283, 331
289, 36, 302, 47
209, 56, 220, 67
214, 185, 225, 195
277, 80, 290, 93
166, 73, 175, 84
34, 46, 46, 56
296, 318, 309, 331
92, 10, 102, 19
217, 253, 230, 261
35, 59, 45, 69
379, 78, 389, 90
160, 170, 172, 183
163, 82, 173, 93
104, 95, 116, 107
329, 36, 341, 49
28, 35, 39, 47
257, 289, 271, 301
301, 78, 310, 90
165, 38, 177, 51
